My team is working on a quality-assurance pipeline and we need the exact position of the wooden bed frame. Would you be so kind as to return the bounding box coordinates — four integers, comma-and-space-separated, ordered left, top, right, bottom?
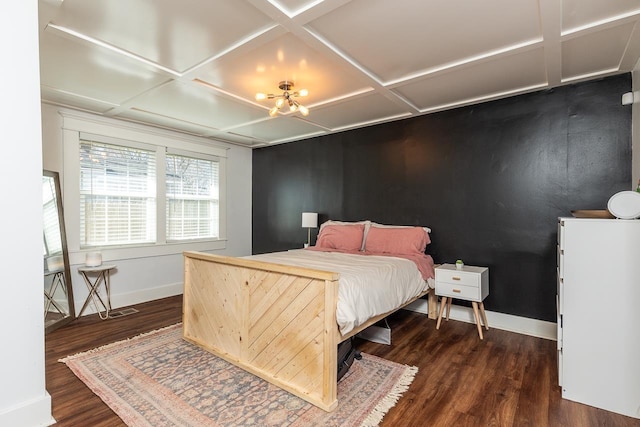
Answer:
182, 250, 437, 412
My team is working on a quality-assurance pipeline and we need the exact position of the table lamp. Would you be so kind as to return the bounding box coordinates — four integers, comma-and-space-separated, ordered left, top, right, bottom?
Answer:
301, 212, 318, 247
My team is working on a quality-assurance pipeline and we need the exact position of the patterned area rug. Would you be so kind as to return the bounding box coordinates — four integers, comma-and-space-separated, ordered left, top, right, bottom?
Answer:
61, 324, 417, 427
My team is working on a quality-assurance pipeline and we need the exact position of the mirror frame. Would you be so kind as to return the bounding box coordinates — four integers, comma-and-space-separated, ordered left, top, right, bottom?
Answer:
44, 170, 75, 333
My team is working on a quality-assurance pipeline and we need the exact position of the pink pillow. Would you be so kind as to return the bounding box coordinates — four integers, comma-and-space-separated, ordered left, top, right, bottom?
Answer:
319, 220, 371, 251
315, 224, 365, 251
364, 226, 428, 255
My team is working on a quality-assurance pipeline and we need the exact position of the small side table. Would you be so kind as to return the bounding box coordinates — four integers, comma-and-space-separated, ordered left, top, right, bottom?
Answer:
77, 264, 116, 320
435, 264, 489, 339
44, 269, 67, 315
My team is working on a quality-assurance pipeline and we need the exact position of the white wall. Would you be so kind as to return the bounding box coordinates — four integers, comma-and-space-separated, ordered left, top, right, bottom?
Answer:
41, 104, 253, 314
0, 3, 54, 426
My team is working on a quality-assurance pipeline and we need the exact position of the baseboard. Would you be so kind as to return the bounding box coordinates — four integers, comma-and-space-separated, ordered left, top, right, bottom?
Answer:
74, 282, 183, 317
72, 282, 557, 341
405, 299, 557, 341
0, 392, 55, 427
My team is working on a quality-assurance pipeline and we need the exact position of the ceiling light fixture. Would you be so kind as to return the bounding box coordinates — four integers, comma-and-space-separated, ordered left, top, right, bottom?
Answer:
256, 81, 309, 117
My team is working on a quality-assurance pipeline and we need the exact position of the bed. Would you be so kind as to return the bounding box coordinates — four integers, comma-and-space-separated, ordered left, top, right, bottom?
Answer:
182, 221, 437, 412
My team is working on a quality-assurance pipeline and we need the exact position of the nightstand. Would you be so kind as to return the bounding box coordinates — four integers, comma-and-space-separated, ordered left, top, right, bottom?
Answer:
435, 263, 489, 339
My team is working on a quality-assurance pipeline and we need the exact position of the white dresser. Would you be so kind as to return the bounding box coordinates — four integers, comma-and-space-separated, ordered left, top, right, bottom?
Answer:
557, 217, 640, 419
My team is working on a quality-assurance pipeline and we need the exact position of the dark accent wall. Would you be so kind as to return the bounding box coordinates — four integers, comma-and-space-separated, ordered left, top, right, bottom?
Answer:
252, 74, 631, 322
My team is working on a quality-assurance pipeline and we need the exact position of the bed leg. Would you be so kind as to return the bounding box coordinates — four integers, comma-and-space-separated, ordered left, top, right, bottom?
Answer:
427, 288, 438, 320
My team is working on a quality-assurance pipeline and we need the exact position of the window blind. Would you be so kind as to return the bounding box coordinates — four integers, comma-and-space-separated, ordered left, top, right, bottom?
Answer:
79, 140, 157, 247
165, 152, 219, 241
43, 177, 62, 256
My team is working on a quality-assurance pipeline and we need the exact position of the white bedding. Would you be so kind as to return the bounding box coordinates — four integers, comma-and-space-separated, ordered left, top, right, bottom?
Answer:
246, 249, 432, 335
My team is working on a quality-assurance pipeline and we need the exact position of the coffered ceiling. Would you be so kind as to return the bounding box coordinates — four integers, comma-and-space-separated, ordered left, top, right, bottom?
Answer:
38, 0, 640, 147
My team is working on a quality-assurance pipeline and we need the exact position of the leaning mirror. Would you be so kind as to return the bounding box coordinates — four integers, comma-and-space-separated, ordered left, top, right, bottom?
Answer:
43, 170, 75, 333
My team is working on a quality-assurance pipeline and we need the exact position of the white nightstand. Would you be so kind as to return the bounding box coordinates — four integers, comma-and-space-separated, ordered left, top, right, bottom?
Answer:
435, 263, 489, 339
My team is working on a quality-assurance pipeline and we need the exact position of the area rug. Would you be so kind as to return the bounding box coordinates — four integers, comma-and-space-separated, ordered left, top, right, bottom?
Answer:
60, 324, 417, 427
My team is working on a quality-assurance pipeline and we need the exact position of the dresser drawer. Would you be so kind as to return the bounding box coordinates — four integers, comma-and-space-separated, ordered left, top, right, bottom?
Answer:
556, 294, 562, 350
436, 280, 480, 300
557, 244, 564, 279
556, 269, 563, 315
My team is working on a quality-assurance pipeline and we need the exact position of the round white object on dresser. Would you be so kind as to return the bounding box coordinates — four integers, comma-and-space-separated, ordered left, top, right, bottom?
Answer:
607, 191, 640, 219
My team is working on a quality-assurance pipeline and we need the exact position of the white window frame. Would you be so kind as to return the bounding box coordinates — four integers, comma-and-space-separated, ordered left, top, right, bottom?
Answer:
61, 111, 228, 265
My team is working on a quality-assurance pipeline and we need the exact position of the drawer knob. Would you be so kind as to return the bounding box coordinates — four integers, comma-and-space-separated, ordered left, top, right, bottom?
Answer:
452, 276, 461, 281
453, 289, 461, 293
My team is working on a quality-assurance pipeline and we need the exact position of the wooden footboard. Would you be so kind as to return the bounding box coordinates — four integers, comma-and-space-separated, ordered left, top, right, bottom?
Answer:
182, 251, 437, 412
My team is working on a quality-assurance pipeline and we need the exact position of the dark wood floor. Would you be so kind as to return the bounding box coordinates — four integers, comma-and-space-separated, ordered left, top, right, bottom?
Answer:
46, 295, 639, 426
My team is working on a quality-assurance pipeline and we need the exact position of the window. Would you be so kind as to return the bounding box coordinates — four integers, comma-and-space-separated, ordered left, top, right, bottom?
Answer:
76, 132, 225, 250
61, 112, 228, 258
166, 152, 220, 241
43, 177, 62, 256
79, 140, 157, 248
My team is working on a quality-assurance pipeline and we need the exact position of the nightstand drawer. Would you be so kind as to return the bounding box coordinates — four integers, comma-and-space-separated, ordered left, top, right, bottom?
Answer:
436, 281, 480, 300
435, 269, 479, 287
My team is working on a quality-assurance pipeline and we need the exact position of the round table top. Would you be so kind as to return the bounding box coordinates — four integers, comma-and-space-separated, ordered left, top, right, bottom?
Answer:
77, 264, 117, 272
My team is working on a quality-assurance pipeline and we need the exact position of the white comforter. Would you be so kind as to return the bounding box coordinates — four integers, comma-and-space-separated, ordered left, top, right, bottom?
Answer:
246, 249, 431, 335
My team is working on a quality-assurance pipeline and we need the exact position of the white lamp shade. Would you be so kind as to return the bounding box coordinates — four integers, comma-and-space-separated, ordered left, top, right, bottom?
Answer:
301, 212, 318, 228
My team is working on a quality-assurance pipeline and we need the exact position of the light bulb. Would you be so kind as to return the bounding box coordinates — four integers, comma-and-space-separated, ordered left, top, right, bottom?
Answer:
275, 98, 285, 108
269, 106, 279, 117
298, 89, 308, 97
289, 101, 298, 112
298, 105, 309, 116
255, 92, 267, 101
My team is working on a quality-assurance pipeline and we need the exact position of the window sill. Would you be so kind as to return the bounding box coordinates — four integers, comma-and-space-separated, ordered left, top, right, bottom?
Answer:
68, 239, 227, 265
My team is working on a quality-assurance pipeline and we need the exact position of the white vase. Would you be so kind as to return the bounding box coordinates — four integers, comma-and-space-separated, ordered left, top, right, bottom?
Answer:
85, 252, 102, 267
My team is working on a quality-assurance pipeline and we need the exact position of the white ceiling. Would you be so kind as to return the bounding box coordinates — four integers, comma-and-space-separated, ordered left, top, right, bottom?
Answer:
38, 0, 640, 148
